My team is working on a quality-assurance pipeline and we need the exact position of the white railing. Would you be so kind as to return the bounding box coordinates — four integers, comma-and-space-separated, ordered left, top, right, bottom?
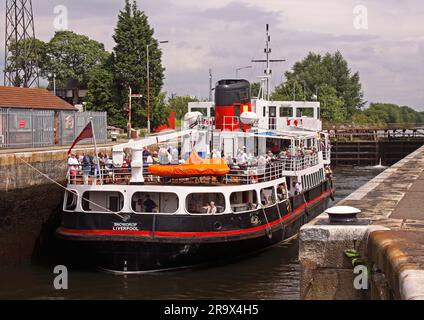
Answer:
67, 153, 320, 186
67, 166, 132, 185
323, 149, 331, 161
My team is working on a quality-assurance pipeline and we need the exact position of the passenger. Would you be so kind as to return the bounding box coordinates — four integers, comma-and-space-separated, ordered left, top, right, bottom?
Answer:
225, 154, 234, 166
158, 147, 172, 165
143, 194, 157, 213
81, 152, 92, 185
209, 201, 217, 214
271, 143, 280, 154
76, 152, 83, 165
236, 147, 248, 165
277, 184, 287, 201
142, 147, 150, 161
265, 151, 272, 163
295, 181, 302, 195
67, 153, 79, 184
204, 202, 212, 214
170, 147, 179, 164
212, 149, 221, 159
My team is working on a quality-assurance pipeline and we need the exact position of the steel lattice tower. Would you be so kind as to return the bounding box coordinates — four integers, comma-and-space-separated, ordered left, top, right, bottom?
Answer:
3, 0, 39, 87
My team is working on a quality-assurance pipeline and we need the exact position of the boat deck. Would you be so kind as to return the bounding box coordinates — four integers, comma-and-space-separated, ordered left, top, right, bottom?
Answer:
67, 154, 320, 187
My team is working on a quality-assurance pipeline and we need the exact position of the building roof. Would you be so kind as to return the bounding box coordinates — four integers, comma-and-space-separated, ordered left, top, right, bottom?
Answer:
0, 86, 76, 111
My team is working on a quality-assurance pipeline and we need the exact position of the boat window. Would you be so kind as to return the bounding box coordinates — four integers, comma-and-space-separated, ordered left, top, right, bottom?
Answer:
230, 190, 258, 213
280, 107, 292, 117
276, 183, 288, 202
132, 192, 178, 214
186, 193, 226, 214
260, 187, 276, 206
65, 190, 78, 211
82, 191, 124, 213
263, 106, 266, 117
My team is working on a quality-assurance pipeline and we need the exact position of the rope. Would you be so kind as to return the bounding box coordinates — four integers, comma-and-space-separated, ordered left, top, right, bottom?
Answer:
17, 156, 124, 219
259, 203, 272, 239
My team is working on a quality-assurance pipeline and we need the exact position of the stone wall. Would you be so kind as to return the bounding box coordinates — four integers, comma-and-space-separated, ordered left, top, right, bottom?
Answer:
0, 146, 113, 267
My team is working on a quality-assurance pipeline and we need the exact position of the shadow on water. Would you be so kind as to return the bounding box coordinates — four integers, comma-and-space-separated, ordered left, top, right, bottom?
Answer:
0, 165, 386, 300
0, 240, 300, 300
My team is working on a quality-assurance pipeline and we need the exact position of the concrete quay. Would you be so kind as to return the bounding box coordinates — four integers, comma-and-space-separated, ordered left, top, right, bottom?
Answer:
300, 146, 424, 300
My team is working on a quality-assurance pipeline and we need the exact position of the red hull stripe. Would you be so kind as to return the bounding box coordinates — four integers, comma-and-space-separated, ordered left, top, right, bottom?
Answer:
60, 189, 333, 238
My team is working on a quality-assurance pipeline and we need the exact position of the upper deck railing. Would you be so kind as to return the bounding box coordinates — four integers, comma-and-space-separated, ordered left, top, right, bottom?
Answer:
67, 153, 320, 186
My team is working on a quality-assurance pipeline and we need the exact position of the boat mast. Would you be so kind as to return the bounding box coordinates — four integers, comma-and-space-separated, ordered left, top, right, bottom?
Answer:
252, 24, 285, 100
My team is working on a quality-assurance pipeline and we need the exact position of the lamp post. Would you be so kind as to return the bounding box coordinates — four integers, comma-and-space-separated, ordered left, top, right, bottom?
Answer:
147, 40, 169, 134
235, 66, 252, 79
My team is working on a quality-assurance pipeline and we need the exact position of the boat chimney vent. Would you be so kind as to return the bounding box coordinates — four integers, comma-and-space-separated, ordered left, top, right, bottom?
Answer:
325, 206, 361, 224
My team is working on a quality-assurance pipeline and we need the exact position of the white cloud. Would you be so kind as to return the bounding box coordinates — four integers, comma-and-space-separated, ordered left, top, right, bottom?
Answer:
1, 0, 423, 109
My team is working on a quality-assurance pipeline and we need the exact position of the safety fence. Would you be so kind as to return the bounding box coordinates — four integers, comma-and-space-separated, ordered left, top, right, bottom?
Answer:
0, 108, 107, 149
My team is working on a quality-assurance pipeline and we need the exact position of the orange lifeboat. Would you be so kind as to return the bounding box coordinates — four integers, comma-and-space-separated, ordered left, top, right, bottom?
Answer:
148, 151, 230, 178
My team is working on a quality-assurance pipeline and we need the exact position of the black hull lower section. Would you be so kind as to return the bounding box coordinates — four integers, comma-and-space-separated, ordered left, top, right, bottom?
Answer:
58, 184, 333, 272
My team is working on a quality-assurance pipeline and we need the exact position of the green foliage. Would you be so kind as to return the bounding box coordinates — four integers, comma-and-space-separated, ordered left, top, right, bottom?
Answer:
344, 249, 366, 267
85, 64, 127, 128
41, 31, 109, 99
4, 38, 47, 87
273, 51, 365, 120
271, 79, 304, 101
318, 84, 347, 123
168, 94, 199, 120
250, 82, 261, 97
150, 92, 171, 129
112, 0, 165, 127
364, 103, 424, 125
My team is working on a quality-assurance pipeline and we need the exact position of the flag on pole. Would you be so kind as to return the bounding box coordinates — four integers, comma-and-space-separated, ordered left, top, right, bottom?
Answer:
67, 121, 94, 155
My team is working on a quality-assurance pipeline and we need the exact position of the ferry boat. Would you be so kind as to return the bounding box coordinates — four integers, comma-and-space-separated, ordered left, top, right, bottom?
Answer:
57, 29, 335, 273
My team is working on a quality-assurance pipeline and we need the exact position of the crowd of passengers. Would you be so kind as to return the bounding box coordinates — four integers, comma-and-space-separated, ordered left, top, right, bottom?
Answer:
67, 142, 321, 185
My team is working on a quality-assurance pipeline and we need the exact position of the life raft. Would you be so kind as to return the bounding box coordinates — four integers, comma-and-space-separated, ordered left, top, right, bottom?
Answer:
148, 151, 230, 178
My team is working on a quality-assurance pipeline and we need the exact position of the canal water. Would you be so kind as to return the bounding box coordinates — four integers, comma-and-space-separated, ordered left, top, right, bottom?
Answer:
0, 166, 386, 300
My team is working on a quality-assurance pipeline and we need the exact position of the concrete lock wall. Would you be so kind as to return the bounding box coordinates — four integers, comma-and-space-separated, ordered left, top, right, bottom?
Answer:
300, 145, 424, 300
0, 146, 113, 268
300, 219, 388, 300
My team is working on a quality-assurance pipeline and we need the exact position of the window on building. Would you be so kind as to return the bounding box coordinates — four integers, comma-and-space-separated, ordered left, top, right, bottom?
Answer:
82, 191, 124, 212
131, 192, 178, 214
230, 190, 258, 212
186, 193, 226, 214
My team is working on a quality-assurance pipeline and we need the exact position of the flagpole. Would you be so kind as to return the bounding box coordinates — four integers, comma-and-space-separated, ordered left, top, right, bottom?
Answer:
90, 117, 100, 185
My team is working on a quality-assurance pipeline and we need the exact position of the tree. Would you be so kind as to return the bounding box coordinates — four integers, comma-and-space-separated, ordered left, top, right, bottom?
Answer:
112, 0, 165, 128
150, 92, 170, 129
4, 38, 47, 87
271, 79, 305, 101
41, 31, 109, 104
322, 51, 365, 114
250, 82, 261, 98
318, 84, 347, 123
85, 62, 127, 128
168, 94, 199, 120
278, 51, 365, 120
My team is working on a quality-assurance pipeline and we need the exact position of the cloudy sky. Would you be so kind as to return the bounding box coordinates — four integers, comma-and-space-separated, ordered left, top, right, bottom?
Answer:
1, 0, 424, 109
